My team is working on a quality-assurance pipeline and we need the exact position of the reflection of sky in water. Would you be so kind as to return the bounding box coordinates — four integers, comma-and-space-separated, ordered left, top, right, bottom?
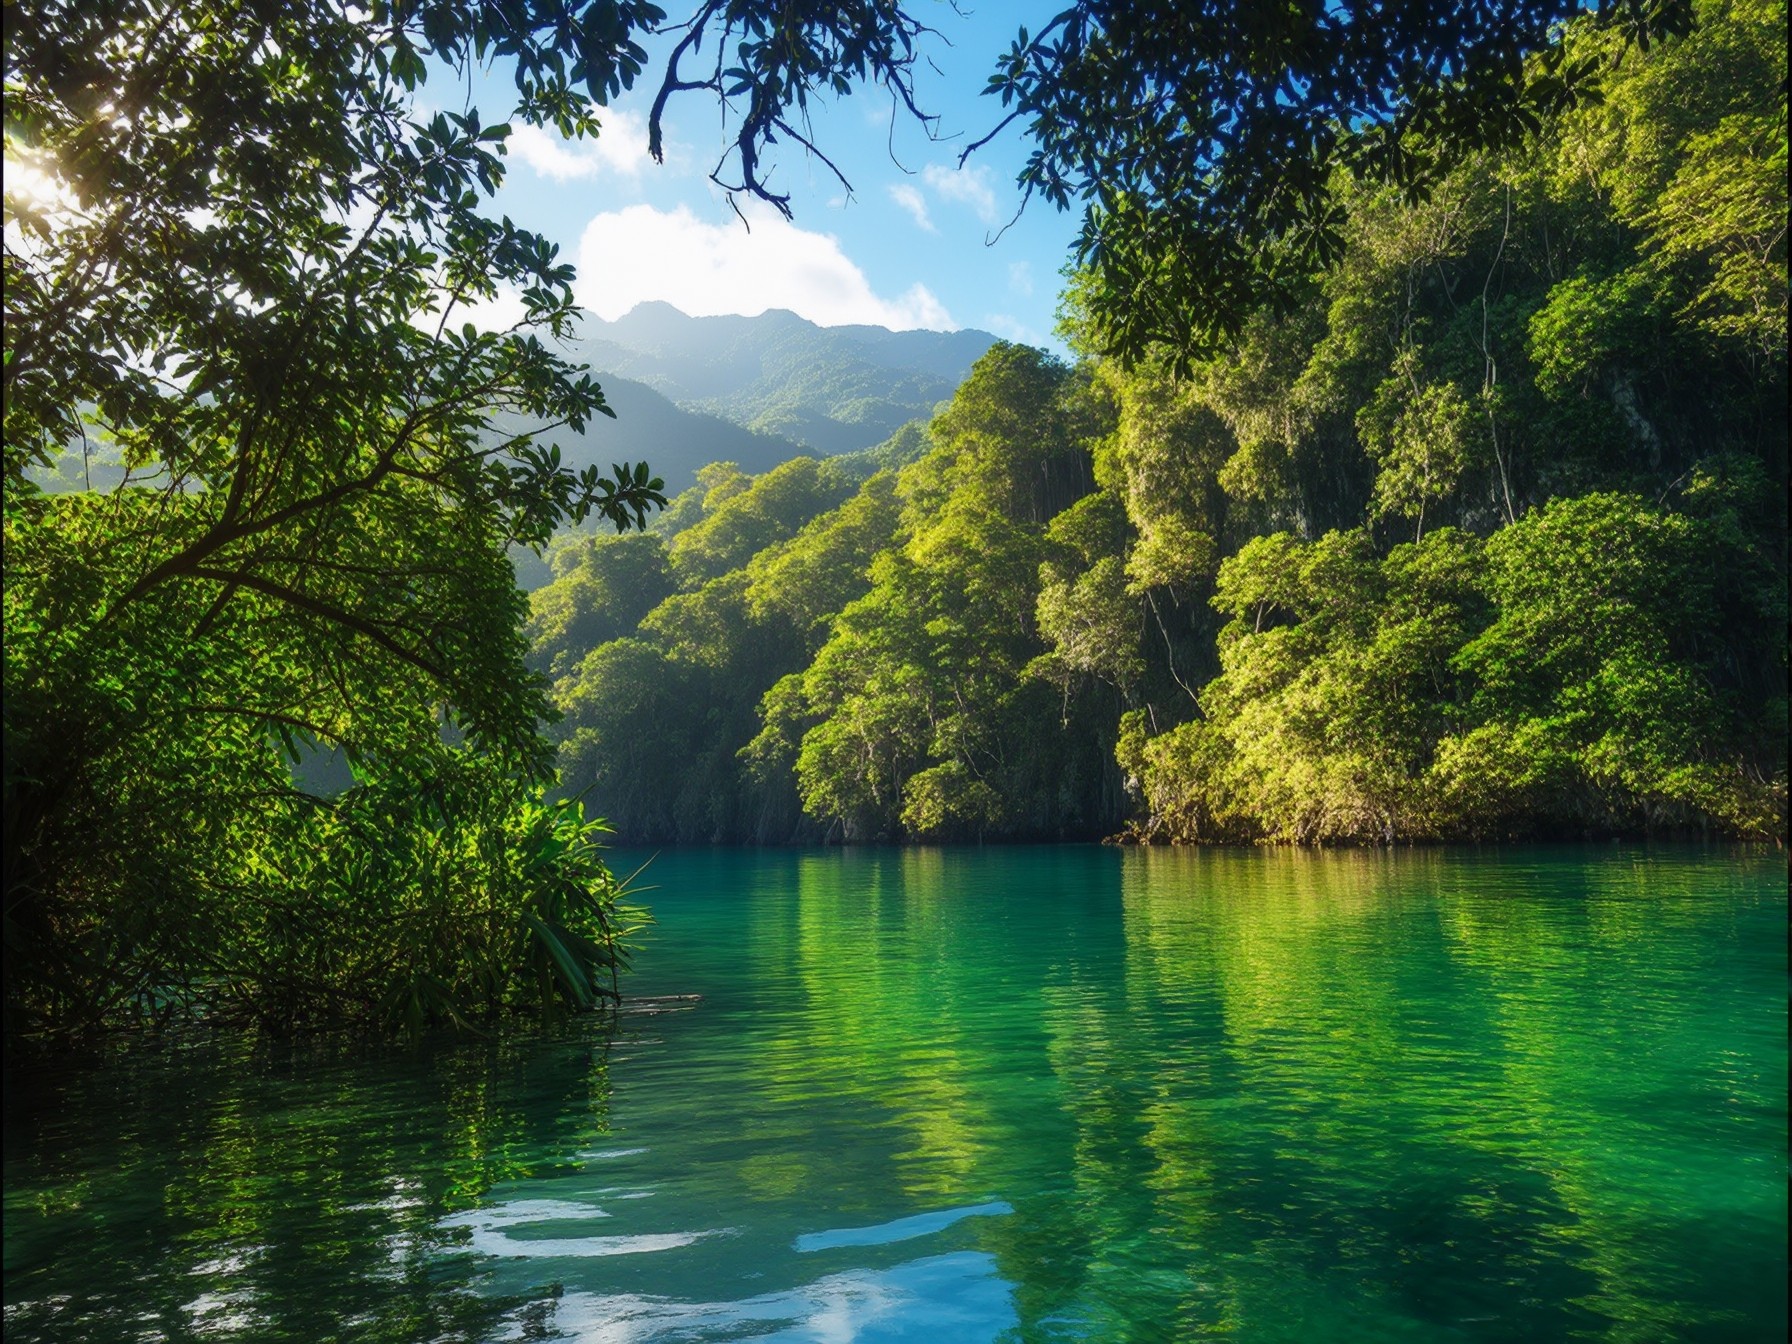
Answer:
545, 1251, 1016, 1343
7, 848, 1785, 1344
794, 1201, 1012, 1253
456, 1199, 1018, 1340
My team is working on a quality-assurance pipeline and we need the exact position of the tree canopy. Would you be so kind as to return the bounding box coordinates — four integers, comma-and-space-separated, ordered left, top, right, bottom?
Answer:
4, 0, 1783, 1039
980, 0, 1697, 361
535, 0, 1785, 848
0, 0, 959, 1040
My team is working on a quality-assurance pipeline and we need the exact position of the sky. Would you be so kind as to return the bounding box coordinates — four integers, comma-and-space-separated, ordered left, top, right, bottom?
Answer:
443, 2, 1078, 351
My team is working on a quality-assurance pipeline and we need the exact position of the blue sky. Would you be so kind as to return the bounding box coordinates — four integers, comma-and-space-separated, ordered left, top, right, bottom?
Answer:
444, 2, 1077, 350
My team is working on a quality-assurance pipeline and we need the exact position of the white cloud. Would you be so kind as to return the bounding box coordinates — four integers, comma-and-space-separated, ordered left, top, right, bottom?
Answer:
573, 203, 955, 330
887, 182, 936, 234
982, 313, 1046, 348
405, 283, 529, 338
921, 163, 1001, 225
506, 111, 653, 181
1007, 260, 1034, 296
455, 284, 529, 333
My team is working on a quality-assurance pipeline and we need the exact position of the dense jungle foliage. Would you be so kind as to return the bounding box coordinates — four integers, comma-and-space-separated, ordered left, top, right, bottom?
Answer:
539, 0, 1787, 846
1, 0, 948, 1042
3, 0, 1776, 1043
2, 0, 682, 1043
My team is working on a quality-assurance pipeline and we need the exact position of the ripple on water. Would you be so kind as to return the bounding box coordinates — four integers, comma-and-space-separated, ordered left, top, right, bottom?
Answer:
2, 845, 1784, 1344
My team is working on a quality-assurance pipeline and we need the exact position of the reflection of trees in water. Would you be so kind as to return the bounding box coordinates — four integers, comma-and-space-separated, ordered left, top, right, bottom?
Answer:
643, 846, 1778, 1340
3, 1026, 617, 1342
1015, 847, 1781, 1339
5, 849, 1778, 1341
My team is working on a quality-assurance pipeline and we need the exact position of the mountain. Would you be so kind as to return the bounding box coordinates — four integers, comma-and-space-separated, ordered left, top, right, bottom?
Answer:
30, 307, 994, 587
533, 371, 804, 492
34, 307, 991, 498
566, 302, 998, 455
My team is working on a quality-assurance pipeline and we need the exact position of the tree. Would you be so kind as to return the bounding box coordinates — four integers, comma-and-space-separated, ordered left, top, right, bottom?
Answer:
769, 344, 1120, 841
527, 532, 675, 680
1439, 491, 1785, 836
3, 0, 678, 1038
982, 0, 1696, 362
1101, 0, 1785, 843
0, 0, 956, 1037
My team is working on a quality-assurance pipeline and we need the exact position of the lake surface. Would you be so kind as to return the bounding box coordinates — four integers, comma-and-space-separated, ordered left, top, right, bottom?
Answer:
4, 846, 1786, 1342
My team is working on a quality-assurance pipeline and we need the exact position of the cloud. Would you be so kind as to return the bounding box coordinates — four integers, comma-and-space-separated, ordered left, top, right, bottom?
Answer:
455, 284, 529, 333
573, 203, 955, 330
921, 163, 1001, 225
981, 313, 1047, 348
506, 111, 653, 181
1007, 260, 1034, 297
887, 182, 937, 234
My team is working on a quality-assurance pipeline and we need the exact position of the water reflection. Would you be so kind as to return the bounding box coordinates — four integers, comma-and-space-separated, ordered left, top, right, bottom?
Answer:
795, 1202, 1013, 1252
4, 846, 1784, 1343
549, 1251, 1017, 1344
4, 1029, 621, 1343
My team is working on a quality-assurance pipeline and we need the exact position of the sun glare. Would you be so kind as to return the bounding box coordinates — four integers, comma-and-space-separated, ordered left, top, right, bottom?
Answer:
3, 146, 76, 217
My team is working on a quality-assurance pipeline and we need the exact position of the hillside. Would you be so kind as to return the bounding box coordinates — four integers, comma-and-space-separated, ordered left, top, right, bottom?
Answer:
31, 371, 805, 504
30, 308, 985, 506
568, 302, 997, 454
515, 371, 804, 493
532, 3, 1787, 847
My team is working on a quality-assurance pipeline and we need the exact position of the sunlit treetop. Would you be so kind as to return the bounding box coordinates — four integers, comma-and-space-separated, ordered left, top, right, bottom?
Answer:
972, 0, 1696, 365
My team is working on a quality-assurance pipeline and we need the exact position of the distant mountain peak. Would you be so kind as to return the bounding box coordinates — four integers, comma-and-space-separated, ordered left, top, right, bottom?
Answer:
568, 306, 997, 460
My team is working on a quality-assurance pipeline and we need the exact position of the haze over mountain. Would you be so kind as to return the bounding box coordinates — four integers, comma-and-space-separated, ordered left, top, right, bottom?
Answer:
541, 372, 802, 493
33, 304, 997, 592
499, 305, 994, 588
38, 304, 996, 502
568, 302, 998, 456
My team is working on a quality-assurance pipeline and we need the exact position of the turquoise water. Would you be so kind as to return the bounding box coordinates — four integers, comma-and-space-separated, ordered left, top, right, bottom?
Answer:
4, 846, 1786, 1342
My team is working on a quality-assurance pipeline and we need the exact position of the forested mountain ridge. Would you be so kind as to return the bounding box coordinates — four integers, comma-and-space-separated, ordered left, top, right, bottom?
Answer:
34, 370, 803, 508
518, 369, 802, 493
568, 303, 998, 454
534, 0, 1787, 846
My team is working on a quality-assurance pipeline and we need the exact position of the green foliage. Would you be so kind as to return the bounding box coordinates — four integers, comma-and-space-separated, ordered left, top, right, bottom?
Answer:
1438, 493, 1784, 835
1125, 484, 1785, 843
994, 1, 1694, 363
2, 0, 961, 1040
1098, 0, 1786, 843
1, 1, 671, 1040
775, 345, 1119, 841
1357, 354, 1483, 534
527, 1, 1784, 851
3, 485, 648, 1037
1129, 529, 1481, 843
899, 762, 1004, 841
542, 349, 1124, 843
745, 470, 905, 639
667, 455, 857, 587
529, 533, 674, 678
1033, 553, 1144, 703
548, 444, 909, 843
221, 759, 645, 1033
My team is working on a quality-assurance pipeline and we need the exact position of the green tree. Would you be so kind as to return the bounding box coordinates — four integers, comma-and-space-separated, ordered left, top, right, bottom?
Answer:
768, 345, 1123, 840
986, 0, 1695, 361
549, 457, 906, 843
666, 455, 857, 587
1439, 491, 1785, 835
527, 532, 675, 680
0, 0, 960, 1037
